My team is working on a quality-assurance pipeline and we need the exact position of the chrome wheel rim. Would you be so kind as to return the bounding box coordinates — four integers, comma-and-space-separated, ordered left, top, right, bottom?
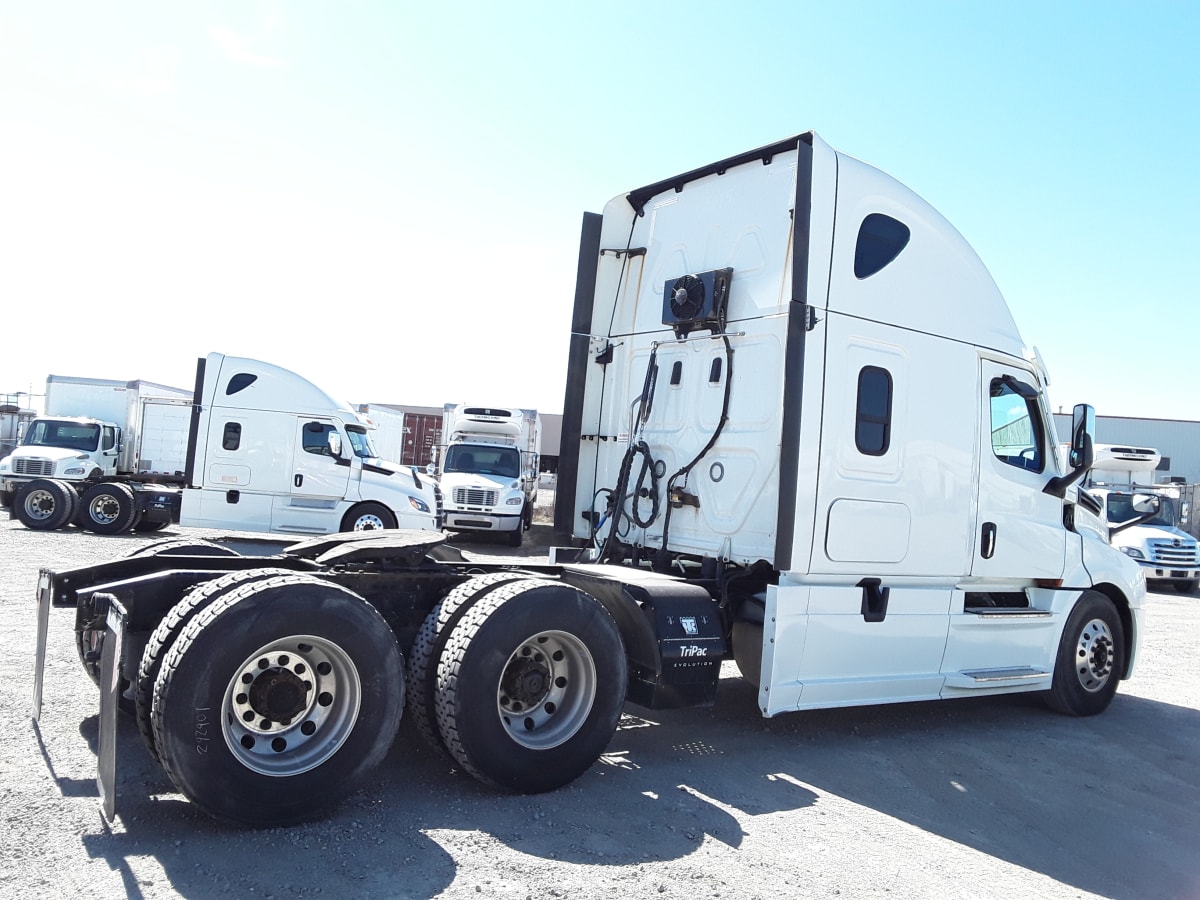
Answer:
221, 634, 361, 776
1073, 617, 1115, 693
87, 495, 121, 526
496, 629, 596, 750
23, 489, 55, 521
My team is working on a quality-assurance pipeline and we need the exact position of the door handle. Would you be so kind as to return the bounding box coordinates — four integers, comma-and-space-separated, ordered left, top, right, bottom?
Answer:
981, 522, 997, 559
294, 474, 303, 488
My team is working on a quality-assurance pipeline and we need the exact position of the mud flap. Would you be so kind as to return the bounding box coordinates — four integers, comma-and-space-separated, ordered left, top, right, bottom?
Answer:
31, 570, 52, 721
98, 598, 127, 823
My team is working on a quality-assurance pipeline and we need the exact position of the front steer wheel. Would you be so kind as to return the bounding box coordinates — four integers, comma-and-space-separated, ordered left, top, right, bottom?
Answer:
434, 579, 626, 793
341, 501, 397, 532
151, 573, 404, 827
1045, 591, 1124, 716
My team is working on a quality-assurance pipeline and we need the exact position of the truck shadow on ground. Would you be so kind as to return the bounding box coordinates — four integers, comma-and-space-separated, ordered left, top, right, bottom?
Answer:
67, 672, 1200, 900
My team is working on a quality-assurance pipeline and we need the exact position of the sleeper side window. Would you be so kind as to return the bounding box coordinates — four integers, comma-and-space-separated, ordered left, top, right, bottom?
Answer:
855, 366, 892, 455
222, 422, 242, 451
989, 377, 1044, 472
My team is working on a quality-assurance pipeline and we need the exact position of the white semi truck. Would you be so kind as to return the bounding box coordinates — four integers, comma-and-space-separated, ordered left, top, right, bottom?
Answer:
5, 354, 441, 536
1084, 444, 1200, 593
34, 132, 1144, 829
436, 404, 541, 546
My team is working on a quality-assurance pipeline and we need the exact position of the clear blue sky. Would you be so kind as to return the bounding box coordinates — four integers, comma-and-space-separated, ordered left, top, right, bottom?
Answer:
1, 1, 1196, 418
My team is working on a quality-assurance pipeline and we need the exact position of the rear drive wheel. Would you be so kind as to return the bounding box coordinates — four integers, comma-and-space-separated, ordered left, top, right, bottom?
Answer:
74, 540, 246, 701
1045, 591, 1124, 716
341, 502, 397, 532
434, 579, 626, 792
135, 519, 170, 532
135, 568, 301, 762
15, 479, 77, 530
407, 573, 546, 756
151, 574, 404, 827
78, 482, 141, 534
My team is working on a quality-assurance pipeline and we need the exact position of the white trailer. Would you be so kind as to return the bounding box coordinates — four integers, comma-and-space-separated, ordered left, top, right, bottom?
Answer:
356, 404, 410, 464
34, 132, 1145, 830
436, 405, 541, 546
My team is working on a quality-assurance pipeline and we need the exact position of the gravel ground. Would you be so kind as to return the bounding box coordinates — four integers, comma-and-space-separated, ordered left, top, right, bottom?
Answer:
1, 516, 1198, 900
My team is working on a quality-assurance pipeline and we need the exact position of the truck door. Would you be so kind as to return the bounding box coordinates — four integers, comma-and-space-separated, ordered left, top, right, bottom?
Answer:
272, 419, 354, 533
970, 360, 1066, 581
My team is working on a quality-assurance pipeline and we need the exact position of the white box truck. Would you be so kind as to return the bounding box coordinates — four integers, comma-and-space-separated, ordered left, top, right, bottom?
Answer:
34, 132, 1145, 830
1, 376, 193, 532
4, 355, 442, 536
436, 405, 541, 545
1084, 445, 1200, 593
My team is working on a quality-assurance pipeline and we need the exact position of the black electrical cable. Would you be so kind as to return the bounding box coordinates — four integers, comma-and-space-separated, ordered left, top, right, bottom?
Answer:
656, 334, 735, 568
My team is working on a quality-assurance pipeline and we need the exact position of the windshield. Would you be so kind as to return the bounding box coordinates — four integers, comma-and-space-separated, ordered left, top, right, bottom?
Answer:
1105, 493, 1177, 528
444, 444, 520, 478
23, 420, 100, 452
345, 426, 380, 460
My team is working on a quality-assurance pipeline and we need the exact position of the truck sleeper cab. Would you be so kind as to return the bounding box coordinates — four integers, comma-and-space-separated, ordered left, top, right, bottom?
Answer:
557, 130, 1143, 717
180, 353, 441, 536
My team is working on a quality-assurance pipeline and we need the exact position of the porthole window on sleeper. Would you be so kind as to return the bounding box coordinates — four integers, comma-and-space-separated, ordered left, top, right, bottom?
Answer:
854, 214, 910, 279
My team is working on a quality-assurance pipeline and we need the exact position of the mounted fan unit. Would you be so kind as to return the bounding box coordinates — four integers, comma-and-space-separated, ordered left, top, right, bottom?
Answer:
661, 267, 733, 338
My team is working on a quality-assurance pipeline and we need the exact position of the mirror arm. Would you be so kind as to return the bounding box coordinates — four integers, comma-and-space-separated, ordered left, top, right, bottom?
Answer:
1045, 434, 1094, 499
1109, 509, 1161, 540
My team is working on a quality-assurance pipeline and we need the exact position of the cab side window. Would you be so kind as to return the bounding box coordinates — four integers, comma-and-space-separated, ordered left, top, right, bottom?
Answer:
989, 377, 1044, 472
302, 422, 336, 456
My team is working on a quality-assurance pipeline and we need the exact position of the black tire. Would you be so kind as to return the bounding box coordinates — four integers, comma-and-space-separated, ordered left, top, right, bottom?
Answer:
74, 541, 240, 697
15, 479, 77, 530
78, 482, 141, 534
134, 519, 170, 532
135, 568, 300, 762
341, 502, 398, 532
505, 522, 524, 547
434, 579, 626, 792
151, 573, 404, 827
407, 573, 546, 756
1045, 591, 1124, 716
122, 538, 240, 559
1173, 581, 1198, 595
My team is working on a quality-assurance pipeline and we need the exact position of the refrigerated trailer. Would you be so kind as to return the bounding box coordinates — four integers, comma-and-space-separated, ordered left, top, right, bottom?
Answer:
33, 131, 1144, 829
